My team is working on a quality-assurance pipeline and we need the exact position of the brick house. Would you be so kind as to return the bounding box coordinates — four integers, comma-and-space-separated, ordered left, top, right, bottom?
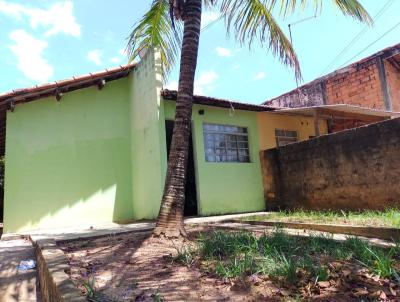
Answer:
264, 43, 400, 132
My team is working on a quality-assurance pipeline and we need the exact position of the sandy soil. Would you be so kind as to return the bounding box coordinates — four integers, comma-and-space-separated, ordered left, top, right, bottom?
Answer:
59, 226, 400, 302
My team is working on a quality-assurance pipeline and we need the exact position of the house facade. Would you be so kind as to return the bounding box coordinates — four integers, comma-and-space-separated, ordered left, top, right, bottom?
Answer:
1, 50, 394, 233
264, 43, 400, 132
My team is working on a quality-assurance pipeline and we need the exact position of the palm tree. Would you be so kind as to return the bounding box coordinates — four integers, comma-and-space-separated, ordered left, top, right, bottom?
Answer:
128, 0, 371, 238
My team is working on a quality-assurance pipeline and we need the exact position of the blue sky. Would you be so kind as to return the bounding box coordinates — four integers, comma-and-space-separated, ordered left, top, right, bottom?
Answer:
0, 0, 399, 104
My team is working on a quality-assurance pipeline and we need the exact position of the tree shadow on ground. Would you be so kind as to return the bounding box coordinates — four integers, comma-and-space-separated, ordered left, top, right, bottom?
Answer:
59, 226, 400, 301
0, 239, 40, 301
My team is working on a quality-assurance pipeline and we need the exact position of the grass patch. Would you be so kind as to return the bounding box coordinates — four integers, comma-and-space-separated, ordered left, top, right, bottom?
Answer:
243, 208, 400, 228
183, 229, 400, 284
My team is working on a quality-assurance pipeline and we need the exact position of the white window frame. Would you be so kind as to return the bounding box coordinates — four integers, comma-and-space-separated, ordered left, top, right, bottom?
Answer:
275, 129, 298, 147
203, 123, 250, 163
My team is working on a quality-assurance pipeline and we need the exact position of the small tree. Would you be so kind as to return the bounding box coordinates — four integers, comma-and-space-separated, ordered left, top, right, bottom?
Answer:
128, 0, 371, 238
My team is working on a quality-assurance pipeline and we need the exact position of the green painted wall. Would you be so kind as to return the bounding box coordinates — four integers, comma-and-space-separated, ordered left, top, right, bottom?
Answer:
3, 48, 265, 233
164, 100, 265, 215
4, 78, 133, 233
130, 50, 167, 220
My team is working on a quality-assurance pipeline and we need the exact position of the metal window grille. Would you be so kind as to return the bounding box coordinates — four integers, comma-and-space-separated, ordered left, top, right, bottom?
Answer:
275, 129, 298, 147
203, 123, 250, 163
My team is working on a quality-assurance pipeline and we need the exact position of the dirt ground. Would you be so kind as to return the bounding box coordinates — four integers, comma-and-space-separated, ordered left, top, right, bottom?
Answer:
59, 226, 400, 302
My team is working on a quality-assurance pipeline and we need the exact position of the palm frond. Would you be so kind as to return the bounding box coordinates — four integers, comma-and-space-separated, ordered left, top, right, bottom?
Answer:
332, 0, 372, 25
127, 0, 182, 77
264, 0, 372, 24
203, 0, 217, 9
219, 0, 302, 80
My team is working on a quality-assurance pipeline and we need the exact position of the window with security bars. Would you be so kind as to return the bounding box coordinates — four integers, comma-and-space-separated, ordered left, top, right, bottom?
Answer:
203, 123, 250, 163
275, 129, 298, 147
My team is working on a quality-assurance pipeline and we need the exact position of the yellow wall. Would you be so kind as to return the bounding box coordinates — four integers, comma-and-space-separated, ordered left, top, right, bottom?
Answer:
257, 112, 328, 150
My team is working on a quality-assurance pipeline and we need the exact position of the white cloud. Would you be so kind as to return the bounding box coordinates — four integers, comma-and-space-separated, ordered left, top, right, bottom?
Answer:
201, 10, 219, 29
164, 72, 218, 95
254, 71, 266, 80
110, 57, 121, 64
216, 47, 232, 57
194, 71, 218, 95
9, 29, 53, 83
0, 1, 23, 18
87, 50, 102, 66
0, 1, 81, 37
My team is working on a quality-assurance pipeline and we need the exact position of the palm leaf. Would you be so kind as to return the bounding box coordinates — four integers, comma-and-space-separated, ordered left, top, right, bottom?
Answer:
128, 0, 371, 81
265, 0, 372, 24
332, 0, 372, 24
127, 0, 182, 77
219, 0, 302, 80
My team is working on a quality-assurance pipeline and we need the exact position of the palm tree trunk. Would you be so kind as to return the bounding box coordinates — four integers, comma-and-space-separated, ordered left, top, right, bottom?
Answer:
153, 0, 202, 238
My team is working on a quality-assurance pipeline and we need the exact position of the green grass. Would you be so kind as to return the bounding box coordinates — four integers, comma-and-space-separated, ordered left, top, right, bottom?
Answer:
242, 208, 400, 228
178, 229, 400, 284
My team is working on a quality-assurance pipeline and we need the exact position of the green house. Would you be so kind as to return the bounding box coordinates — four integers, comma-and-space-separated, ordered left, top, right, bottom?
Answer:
1, 50, 270, 233
1, 50, 392, 233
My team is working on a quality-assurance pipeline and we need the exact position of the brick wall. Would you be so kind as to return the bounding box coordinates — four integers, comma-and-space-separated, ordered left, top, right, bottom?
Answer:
266, 45, 400, 125
325, 60, 384, 109
33, 237, 86, 302
385, 60, 400, 111
260, 118, 400, 211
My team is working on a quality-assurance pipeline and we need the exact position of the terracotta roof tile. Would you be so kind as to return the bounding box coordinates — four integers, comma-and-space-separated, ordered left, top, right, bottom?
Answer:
161, 89, 275, 112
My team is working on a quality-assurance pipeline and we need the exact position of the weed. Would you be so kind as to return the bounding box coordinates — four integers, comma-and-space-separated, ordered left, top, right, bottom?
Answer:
199, 230, 258, 259
82, 275, 96, 299
366, 247, 394, 278
243, 208, 400, 228
193, 229, 399, 284
215, 253, 258, 278
271, 252, 298, 284
152, 290, 163, 302
392, 241, 400, 257
172, 245, 196, 267
82, 274, 117, 302
315, 265, 329, 282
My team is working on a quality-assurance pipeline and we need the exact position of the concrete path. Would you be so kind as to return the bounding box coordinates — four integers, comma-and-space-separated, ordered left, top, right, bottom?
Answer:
4, 212, 269, 242
0, 239, 40, 302
2, 212, 394, 248
185, 211, 270, 224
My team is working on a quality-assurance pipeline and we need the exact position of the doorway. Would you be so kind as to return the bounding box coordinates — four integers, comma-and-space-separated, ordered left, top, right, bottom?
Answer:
165, 120, 198, 216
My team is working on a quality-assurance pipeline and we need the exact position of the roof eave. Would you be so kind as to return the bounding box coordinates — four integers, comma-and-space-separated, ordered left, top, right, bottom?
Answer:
161, 89, 275, 112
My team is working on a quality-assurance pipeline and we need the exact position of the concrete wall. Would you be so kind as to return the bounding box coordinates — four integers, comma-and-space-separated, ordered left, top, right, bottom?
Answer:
260, 118, 400, 211
164, 101, 265, 215
268, 82, 325, 108
257, 112, 328, 150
